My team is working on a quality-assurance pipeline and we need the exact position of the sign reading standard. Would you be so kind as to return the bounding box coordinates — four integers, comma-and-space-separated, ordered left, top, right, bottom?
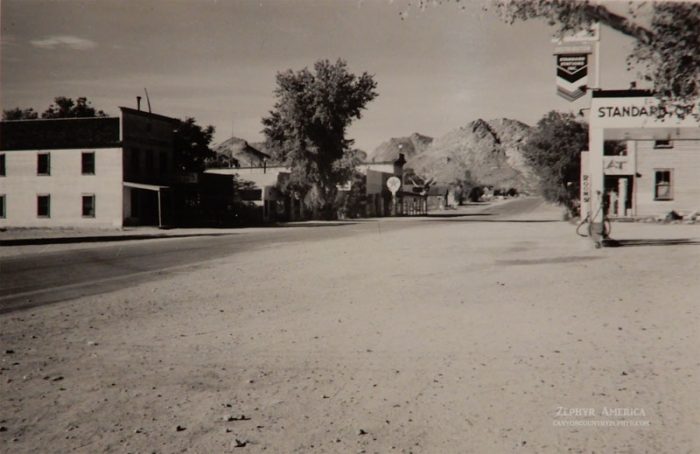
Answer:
597, 104, 695, 118
590, 95, 700, 129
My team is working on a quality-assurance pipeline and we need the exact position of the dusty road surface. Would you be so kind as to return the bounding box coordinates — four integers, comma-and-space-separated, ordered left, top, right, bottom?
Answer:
0, 197, 538, 313
1, 199, 699, 453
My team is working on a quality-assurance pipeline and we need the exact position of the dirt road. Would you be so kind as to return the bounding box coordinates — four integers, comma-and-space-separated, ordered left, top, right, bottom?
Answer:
0, 198, 539, 314
1, 200, 699, 453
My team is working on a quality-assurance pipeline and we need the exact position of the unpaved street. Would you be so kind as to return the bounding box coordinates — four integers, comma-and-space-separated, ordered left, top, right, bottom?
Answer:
0, 198, 541, 313
1, 200, 699, 453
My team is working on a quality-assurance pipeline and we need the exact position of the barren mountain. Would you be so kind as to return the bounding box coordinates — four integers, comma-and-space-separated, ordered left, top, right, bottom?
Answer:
214, 137, 270, 167
370, 132, 433, 162
407, 118, 538, 191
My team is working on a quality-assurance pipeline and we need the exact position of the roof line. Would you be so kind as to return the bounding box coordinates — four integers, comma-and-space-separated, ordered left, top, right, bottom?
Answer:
1, 116, 118, 123
118, 106, 180, 124
592, 89, 654, 98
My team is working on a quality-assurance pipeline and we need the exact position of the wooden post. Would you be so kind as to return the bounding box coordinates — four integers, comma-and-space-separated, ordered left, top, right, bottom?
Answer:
157, 188, 163, 228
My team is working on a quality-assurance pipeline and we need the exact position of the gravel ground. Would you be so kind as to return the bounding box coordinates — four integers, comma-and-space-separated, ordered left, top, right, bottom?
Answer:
1, 203, 699, 453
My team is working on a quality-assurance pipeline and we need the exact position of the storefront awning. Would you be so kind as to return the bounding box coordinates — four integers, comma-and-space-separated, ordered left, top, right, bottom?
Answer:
123, 181, 169, 192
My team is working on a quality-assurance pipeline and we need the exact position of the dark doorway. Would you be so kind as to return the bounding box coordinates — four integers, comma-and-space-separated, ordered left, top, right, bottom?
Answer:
603, 175, 634, 216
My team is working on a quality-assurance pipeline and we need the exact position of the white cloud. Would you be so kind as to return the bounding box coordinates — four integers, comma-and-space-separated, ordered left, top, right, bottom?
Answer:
30, 35, 97, 51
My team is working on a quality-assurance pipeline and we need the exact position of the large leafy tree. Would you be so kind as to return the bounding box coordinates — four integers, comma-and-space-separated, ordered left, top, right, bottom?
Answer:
523, 111, 588, 215
41, 96, 107, 118
262, 59, 378, 218
173, 118, 216, 173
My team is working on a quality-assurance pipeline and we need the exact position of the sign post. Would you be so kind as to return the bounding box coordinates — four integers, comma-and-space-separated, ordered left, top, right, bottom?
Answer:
553, 24, 604, 245
386, 176, 401, 216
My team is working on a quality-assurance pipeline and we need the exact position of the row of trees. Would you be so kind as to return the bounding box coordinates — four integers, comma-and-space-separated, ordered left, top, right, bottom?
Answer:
3, 96, 107, 120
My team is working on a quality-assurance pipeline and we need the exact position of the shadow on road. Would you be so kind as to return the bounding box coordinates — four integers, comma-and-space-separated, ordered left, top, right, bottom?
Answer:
438, 218, 560, 223
497, 256, 604, 266
271, 222, 359, 228
606, 238, 700, 247
0, 233, 235, 247
426, 213, 493, 218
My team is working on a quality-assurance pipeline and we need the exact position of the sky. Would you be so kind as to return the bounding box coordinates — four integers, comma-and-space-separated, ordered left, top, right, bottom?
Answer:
1, 0, 643, 152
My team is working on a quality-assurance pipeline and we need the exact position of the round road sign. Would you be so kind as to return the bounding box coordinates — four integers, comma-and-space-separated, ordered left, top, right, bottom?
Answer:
386, 176, 401, 195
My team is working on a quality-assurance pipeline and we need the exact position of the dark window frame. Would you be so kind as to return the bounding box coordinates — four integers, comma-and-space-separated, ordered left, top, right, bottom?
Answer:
81, 151, 96, 175
159, 151, 168, 176
653, 139, 673, 149
130, 147, 141, 175
654, 169, 673, 201
37, 194, 51, 218
0, 153, 6, 176
0, 194, 5, 218
37, 152, 51, 176
82, 194, 96, 218
146, 149, 155, 175
603, 140, 627, 156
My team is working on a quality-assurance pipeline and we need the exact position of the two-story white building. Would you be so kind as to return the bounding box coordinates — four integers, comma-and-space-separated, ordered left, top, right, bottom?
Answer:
0, 107, 178, 228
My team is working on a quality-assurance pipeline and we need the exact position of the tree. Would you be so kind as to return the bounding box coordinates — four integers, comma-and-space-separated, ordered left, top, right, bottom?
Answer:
262, 59, 378, 219
173, 118, 216, 173
336, 171, 367, 219
2, 107, 39, 120
494, 1, 700, 109
522, 111, 588, 215
41, 96, 107, 118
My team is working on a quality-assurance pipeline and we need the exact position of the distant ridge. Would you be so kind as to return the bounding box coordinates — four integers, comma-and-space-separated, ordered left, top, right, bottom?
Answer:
407, 118, 537, 191
369, 132, 433, 162
213, 136, 270, 167
370, 119, 538, 191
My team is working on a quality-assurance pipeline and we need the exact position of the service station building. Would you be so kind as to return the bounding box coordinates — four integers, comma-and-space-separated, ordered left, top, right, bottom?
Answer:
582, 90, 700, 220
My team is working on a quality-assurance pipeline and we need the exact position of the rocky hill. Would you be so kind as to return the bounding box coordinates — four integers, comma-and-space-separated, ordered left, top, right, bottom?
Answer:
406, 118, 538, 192
214, 137, 271, 167
369, 132, 433, 162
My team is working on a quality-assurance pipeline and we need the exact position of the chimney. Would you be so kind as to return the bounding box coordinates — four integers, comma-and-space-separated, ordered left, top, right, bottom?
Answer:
136, 96, 142, 111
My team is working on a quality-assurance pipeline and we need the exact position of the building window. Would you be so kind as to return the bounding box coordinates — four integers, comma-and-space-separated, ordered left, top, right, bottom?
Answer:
159, 151, 168, 176
654, 170, 673, 201
37, 153, 50, 175
0, 195, 5, 218
0, 154, 5, 176
130, 148, 140, 175
37, 194, 50, 218
654, 139, 673, 149
82, 194, 96, 217
82, 152, 95, 175
146, 150, 155, 175
604, 140, 626, 156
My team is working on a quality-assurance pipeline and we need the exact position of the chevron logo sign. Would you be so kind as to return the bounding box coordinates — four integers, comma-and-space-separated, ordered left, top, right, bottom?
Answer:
556, 54, 588, 102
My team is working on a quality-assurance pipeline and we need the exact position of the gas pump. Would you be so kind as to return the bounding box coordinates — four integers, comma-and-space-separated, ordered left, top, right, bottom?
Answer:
576, 190, 611, 248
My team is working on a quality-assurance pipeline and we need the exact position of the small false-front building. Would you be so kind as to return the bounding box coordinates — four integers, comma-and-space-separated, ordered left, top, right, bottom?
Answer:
582, 90, 700, 220
0, 107, 178, 228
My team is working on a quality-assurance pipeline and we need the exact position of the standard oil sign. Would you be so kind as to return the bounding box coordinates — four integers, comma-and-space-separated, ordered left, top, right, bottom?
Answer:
556, 54, 588, 102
